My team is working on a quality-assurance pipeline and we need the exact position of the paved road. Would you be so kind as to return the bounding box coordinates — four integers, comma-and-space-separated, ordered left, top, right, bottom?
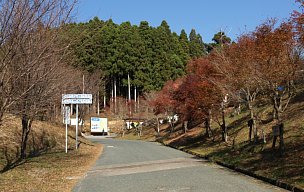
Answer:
73, 139, 287, 192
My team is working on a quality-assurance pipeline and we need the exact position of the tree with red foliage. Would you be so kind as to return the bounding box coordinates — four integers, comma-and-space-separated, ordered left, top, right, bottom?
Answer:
253, 20, 301, 155
254, 20, 300, 120
174, 58, 222, 136
291, 0, 304, 77
292, 0, 304, 46
150, 78, 183, 132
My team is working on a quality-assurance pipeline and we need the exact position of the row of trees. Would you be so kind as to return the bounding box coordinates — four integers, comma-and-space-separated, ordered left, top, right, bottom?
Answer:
151, 9, 304, 155
64, 18, 215, 103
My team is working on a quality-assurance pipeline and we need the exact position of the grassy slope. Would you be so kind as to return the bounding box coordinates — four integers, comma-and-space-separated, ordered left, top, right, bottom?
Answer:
0, 116, 102, 192
119, 91, 304, 189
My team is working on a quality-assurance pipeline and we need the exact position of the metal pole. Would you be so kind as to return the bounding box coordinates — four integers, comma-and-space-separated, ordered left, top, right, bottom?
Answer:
76, 104, 78, 150
65, 104, 68, 153
82, 75, 85, 94
65, 122, 68, 152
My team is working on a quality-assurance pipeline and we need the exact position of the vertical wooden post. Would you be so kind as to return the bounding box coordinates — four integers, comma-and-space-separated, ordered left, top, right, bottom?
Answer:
97, 91, 100, 115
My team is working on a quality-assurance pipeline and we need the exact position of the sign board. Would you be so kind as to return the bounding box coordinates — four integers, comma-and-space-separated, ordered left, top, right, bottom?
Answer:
61, 94, 92, 152
91, 117, 108, 133
63, 106, 70, 124
71, 118, 84, 126
62, 94, 92, 104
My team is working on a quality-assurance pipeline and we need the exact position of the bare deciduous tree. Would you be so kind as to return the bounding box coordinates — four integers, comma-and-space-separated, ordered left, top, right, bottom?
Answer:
0, 0, 78, 159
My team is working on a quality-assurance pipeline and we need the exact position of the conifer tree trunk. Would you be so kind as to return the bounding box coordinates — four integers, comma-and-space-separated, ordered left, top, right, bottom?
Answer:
111, 78, 114, 113
97, 91, 100, 115
103, 84, 106, 109
134, 86, 137, 113
114, 77, 117, 114
128, 73, 131, 102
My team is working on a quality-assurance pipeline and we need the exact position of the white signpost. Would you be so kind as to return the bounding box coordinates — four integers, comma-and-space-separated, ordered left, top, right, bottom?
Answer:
63, 106, 70, 153
62, 94, 92, 153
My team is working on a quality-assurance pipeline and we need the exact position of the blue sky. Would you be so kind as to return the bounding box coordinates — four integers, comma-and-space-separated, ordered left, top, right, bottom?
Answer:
75, 0, 299, 43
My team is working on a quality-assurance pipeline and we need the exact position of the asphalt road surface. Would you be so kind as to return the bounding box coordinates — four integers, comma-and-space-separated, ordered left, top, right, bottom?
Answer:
73, 138, 287, 192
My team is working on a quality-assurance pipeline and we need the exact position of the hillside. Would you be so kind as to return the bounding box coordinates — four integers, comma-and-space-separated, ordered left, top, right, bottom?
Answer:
117, 90, 304, 190
0, 116, 102, 192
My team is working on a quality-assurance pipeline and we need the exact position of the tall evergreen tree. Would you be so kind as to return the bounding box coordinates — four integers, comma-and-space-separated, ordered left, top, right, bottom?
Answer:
189, 29, 206, 58
137, 21, 155, 91
179, 29, 191, 63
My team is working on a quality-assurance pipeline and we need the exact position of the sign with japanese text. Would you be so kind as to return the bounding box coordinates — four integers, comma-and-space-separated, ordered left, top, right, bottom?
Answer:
62, 94, 92, 104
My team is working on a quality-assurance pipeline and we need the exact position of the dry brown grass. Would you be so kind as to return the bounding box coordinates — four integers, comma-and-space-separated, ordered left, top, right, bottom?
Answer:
0, 115, 102, 192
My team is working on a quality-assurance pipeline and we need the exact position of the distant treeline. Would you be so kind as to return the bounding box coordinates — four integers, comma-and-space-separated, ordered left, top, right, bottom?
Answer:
63, 17, 226, 97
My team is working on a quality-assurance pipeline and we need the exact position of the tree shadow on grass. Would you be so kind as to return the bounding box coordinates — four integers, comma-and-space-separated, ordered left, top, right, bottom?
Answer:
228, 114, 250, 131
68, 135, 95, 148
1, 161, 25, 173
0, 149, 46, 174
1, 130, 63, 173
291, 90, 304, 104
0, 151, 26, 173
207, 137, 304, 186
